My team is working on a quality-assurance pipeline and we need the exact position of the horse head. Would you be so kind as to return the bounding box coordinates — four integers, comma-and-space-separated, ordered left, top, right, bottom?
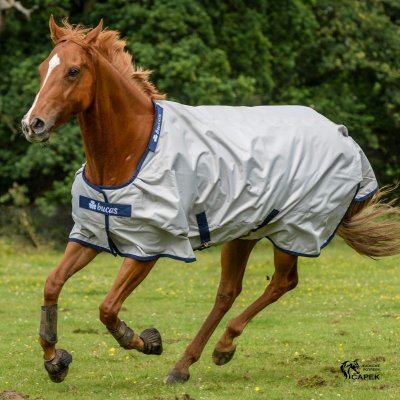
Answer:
350, 359, 361, 375
21, 16, 102, 142
341, 359, 361, 378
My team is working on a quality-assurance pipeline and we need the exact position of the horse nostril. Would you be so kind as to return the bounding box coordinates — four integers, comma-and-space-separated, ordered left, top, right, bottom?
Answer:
30, 117, 46, 134
21, 119, 29, 135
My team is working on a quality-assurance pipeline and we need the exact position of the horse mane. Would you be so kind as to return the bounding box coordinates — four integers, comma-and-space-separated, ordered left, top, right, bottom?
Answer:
55, 20, 165, 100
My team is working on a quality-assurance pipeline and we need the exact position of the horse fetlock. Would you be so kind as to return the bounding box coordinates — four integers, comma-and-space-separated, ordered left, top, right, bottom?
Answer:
39, 304, 58, 345
214, 337, 236, 353
107, 320, 134, 349
226, 323, 243, 339
44, 348, 72, 383
140, 327, 163, 355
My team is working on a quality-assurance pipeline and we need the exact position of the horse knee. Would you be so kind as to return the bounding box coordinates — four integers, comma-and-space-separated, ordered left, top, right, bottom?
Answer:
44, 272, 64, 303
99, 300, 118, 326
215, 290, 237, 313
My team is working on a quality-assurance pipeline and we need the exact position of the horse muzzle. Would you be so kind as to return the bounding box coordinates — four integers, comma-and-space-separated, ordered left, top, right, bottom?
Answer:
22, 116, 51, 143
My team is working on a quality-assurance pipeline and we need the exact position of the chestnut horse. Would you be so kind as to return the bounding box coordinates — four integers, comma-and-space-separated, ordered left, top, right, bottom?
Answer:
22, 17, 400, 384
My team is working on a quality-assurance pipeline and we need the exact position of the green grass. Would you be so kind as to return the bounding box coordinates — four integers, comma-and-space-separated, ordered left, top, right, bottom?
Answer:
0, 238, 399, 399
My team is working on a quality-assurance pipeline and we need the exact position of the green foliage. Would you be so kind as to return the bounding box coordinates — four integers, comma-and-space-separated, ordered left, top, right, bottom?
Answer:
0, 0, 399, 212
307, 1, 400, 184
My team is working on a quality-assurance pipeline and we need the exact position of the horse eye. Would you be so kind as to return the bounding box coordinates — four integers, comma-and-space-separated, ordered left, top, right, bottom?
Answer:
68, 67, 80, 77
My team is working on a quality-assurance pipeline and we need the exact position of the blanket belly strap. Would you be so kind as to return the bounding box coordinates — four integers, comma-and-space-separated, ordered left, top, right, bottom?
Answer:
196, 211, 211, 249
251, 209, 280, 232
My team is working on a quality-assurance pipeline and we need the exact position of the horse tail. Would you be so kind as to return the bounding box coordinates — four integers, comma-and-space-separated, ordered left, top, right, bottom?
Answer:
337, 186, 400, 258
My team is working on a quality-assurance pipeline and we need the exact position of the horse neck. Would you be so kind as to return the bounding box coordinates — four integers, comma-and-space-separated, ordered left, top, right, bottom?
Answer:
78, 55, 154, 186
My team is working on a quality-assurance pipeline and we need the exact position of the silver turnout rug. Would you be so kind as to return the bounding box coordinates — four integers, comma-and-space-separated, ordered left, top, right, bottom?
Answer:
69, 100, 377, 262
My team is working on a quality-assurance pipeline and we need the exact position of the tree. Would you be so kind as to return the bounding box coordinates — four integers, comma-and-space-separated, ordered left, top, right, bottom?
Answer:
0, 0, 37, 33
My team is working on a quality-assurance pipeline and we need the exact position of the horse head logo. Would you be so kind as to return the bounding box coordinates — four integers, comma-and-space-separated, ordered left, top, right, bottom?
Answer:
340, 360, 361, 379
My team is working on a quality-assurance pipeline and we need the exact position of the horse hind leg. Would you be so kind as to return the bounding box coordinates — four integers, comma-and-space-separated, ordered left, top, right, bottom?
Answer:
164, 239, 257, 384
213, 247, 298, 366
98, 258, 162, 356
40, 242, 98, 382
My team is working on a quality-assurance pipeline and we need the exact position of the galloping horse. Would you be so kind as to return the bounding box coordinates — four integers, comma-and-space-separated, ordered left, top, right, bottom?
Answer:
22, 17, 400, 384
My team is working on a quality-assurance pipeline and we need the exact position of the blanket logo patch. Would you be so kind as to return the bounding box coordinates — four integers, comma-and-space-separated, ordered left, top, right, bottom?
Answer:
79, 196, 132, 217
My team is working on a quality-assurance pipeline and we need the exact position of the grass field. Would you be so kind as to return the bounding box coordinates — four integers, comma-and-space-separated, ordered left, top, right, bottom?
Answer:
0, 238, 399, 400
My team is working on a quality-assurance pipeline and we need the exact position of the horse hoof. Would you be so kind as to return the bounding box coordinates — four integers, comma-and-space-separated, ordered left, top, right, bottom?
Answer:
44, 349, 72, 383
164, 368, 190, 384
212, 346, 236, 366
140, 327, 163, 355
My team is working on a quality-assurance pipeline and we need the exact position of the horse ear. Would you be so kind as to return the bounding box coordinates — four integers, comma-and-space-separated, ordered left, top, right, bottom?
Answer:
85, 19, 103, 44
49, 15, 65, 43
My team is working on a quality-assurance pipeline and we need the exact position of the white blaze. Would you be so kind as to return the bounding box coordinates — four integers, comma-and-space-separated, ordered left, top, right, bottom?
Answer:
24, 53, 61, 125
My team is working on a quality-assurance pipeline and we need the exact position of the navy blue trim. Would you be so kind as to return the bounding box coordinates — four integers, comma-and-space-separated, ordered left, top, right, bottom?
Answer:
68, 238, 114, 255
196, 211, 211, 247
118, 251, 196, 263
265, 236, 321, 258
148, 103, 163, 152
252, 209, 280, 232
82, 101, 163, 192
354, 186, 379, 202
68, 238, 195, 263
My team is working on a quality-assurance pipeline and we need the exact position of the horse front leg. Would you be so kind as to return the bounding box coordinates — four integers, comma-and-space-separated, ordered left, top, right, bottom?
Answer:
99, 258, 162, 355
164, 239, 258, 384
40, 241, 98, 382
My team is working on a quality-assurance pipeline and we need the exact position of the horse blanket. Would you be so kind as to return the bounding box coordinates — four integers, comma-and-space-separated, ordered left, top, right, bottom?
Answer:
69, 100, 378, 262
